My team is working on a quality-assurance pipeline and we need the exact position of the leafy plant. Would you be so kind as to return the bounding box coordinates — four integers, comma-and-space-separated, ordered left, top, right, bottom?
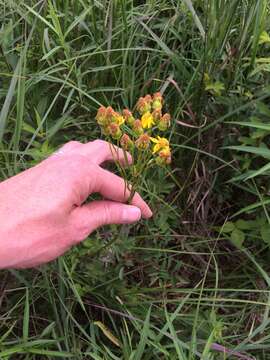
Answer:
1, 0, 270, 359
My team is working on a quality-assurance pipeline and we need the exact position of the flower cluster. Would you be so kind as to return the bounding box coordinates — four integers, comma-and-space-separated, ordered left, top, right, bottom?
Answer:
95, 93, 172, 165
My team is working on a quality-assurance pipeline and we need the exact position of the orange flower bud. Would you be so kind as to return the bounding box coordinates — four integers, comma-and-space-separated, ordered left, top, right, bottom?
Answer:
135, 133, 150, 150
123, 109, 132, 118
101, 126, 110, 136
96, 106, 108, 126
153, 92, 163, 101
156, 147, 171, 165
133, 119, 144, 136
136, 96, 151, 115
120, 134, 134, 151
158, 113, 171, 131
144, 94, 152, 103
152, 92, 163, 111
108, 123, 122, 139
123, 109, 135, 126
152, 109, 162, 122
106, 106, 115, 122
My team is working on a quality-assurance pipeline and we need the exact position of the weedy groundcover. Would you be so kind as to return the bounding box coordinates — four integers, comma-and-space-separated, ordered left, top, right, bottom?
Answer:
1, 0, 270, 359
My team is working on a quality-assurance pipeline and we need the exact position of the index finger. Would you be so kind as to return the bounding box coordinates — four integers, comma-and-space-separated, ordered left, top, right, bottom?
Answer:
83, 166, 152, 219
80, 140, 132, 166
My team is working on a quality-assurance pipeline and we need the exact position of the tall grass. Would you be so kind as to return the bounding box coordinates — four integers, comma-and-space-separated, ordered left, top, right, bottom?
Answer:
1, 0, 270, 358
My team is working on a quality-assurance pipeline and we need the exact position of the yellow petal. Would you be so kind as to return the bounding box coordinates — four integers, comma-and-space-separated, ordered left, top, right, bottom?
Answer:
150, 137, 159, 143
161, 146, 171, 156
116, 116, 125, 125
153, 143, 160, 153
159, 138, 169, 147
141, 112, 154, 129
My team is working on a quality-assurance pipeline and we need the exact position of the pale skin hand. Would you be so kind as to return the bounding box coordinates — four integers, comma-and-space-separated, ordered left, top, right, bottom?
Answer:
0, 140, 152, 269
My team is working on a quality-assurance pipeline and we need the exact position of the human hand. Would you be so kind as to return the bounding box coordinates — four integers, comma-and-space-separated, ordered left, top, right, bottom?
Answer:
0, 140, 152, 269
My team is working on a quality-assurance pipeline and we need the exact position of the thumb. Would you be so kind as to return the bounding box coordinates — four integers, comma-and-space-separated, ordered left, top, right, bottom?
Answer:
70, 200, 142, 243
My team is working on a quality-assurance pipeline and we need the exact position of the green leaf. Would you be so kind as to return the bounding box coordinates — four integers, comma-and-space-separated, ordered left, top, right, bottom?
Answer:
233, 198, 270, 217
134, 307, 152, 360
41, 46, 62, 61
0, 60, 20, 142
235, 219, 252, 230
260, 225, 270, 245
182, 0, 205, 40
221, 221, 235, 233
64, 8, 90, 39
229, 121, 270, 132
23, 3, 57, 34
256, 101, 270, 117
48, 0, 64, 42
245, 162, 270, 180
23, 288, 29, 342
230, 229, 245, 249
226, 145, 270, 159
205, 81, 225, 96
251, 129, 268, 140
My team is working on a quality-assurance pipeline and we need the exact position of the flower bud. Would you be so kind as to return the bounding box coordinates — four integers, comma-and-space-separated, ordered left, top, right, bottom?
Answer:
158, 113, 171, 131
144, 94, 152, 103
135, 133, 150, 150
123, 109, 135, 126
133, 119, 144, 136
136, 96, 151, 115
101, 125, 110, 136
156, 147, 171, 165
108, 123, 122, 139
106, 106, 115, 122
96, 106, 108, 126
120, 134, 134, 151
152, 92, 163, 111
152, 109, 162, 122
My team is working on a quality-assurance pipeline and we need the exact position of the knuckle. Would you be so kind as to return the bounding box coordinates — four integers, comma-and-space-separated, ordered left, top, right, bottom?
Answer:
65, 153, 89, 168
55, 154, 93, 183
102, 202, 112, 224
68, 157, 96, 178
67, 140, 81, 147
76, 224, 91, 242
92, 139, 107, 147
70, 214, 91, 243
72, 226, 90, 244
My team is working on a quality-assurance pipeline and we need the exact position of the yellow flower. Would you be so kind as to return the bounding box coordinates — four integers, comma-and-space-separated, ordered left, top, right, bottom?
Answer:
150, 136, 170, 153
141, 111, 154, 129
115, 114, 125, 126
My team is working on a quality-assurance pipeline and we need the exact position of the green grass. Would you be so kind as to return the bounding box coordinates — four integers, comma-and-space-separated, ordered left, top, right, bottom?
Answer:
1, 0, 270, 358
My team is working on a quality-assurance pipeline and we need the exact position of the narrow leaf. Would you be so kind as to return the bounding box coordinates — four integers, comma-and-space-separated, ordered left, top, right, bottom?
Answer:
94, 321, 121, 347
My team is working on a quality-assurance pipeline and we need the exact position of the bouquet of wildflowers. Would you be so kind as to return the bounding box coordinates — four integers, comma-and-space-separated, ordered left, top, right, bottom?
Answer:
96, 93, 172, 201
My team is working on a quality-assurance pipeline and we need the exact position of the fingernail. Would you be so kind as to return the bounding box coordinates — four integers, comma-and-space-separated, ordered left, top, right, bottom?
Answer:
143, 205, 153, 219
146, 206, 153, 218
123, 206, 141, 223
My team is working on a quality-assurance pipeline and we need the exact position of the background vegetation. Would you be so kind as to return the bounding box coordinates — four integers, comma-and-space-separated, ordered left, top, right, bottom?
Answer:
1, 0, 270, 358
